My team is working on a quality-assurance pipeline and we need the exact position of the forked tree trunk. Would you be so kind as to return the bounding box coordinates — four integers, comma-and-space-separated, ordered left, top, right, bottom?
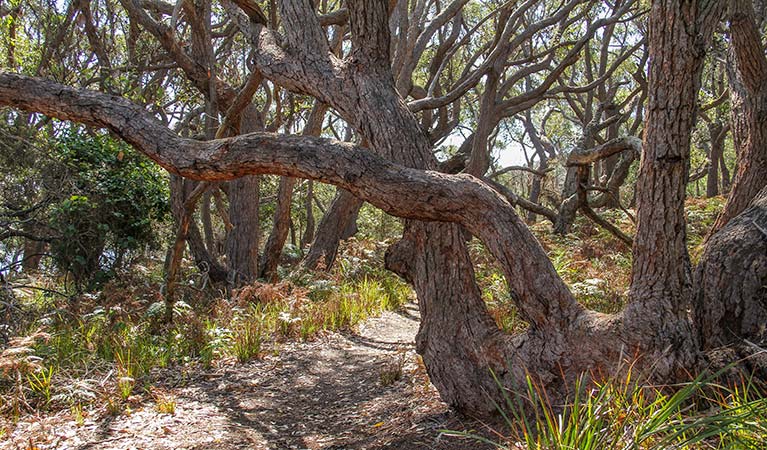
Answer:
169, 175, 228, 283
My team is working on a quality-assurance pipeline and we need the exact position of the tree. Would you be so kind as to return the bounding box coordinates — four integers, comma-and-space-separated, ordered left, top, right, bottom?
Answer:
2, 0, 765, 420
709, 0, 767, 235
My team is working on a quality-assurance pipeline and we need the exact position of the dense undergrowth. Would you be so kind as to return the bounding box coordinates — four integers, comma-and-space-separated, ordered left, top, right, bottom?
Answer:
2, 196, 763, 449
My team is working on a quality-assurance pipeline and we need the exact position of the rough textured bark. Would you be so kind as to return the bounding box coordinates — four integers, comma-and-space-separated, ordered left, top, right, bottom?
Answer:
226, 105, 264, 286
622, 0, 724, 378
710, 0, 767, 234
226, 176, 260, 285
694, 186, 767, 349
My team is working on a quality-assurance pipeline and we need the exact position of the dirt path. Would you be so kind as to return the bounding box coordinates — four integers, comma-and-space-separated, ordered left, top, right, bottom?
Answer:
4, 304, 496, 449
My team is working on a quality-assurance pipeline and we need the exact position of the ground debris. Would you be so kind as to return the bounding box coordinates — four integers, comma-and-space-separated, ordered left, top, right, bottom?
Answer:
2, 304, 493, 449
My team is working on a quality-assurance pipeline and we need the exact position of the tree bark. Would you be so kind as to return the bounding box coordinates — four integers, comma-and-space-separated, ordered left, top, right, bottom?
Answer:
169, 175, 228, 283
602, 102, 622, 208
694, 186, 767, 349
622, 0, 724, 379
300, 180, 315, 249
709, 0, 767, 234
226, 176, 260, 285
706, 122, 725, 197
200, 190, 217, 255
302, 190, 363, 270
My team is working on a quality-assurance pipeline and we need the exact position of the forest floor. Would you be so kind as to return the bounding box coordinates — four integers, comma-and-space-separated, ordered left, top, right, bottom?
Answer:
2, 303, 495, 450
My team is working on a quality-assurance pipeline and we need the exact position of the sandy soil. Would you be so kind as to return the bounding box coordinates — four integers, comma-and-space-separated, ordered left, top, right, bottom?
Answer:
3, 304, 497, 449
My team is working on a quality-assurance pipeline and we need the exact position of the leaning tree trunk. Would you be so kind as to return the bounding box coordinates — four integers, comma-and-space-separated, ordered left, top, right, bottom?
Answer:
302, 190, 363, 270
260, 102, 328, 280
709, 0, 767, 235
694, 186, 767, 349
169, 175, 228, 283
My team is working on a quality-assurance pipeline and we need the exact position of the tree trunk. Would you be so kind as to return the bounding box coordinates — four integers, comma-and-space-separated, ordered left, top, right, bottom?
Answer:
719, 150, 731, 193
226, 176, 260, 285
602, 103, 622, 208
169, 175, 228, 283
200, 190, 217, 256
694, 186, 767, 349
302, 189, 363, 270
622, 0, 723, 379
710, 0, 767, 234
260, 102, 327, 280
527, 165, 545, 223
225, 105, 264, 286
21, 235, 45, 272
259, 176, 295, 280
300, 180, 315, 249
706, 121, 725, 197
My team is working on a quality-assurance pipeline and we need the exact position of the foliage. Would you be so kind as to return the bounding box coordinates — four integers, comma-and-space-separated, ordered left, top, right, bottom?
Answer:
48, 130, 169, 287
448, 369, 767, 449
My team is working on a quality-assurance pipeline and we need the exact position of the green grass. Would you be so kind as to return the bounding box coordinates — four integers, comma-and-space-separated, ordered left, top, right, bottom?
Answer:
447, 369, 767, 449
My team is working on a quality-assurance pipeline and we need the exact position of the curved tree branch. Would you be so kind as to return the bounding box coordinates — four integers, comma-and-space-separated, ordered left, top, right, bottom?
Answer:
0, 72, 581, 330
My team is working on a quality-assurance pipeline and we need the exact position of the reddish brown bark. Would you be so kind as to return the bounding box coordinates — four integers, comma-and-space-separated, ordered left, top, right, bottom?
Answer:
623, 0, 724, 378
710, 0, 767, 234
